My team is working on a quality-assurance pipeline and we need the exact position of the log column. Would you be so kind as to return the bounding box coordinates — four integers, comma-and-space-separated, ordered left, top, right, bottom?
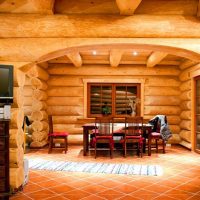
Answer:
179, 63, 200, 149
144, 77, 181, 144
27, 64, 49, 148
9, 63, 25, 189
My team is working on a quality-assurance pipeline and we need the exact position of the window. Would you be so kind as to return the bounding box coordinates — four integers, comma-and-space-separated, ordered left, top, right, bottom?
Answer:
87, 83, 141, 117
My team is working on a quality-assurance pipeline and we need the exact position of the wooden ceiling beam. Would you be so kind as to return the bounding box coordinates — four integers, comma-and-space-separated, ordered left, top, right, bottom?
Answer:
116, 0, 142, 15
48, 59, 180, 66
109, 49, 124, 67
0, 0, 55, 14
197, 0, 200, 17
146, 52, 168, 68
65, 51, 82, 67
179, 59, 198, 70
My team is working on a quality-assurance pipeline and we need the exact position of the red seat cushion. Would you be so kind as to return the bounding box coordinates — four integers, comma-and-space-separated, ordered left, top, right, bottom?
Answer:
96, 135, 112, 139
126, 135, 141, 139
49, 132, 69, 137
151, 132, 161, 137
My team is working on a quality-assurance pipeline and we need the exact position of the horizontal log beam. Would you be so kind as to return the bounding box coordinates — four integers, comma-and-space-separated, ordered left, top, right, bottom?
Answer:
0, 0, 55, 14
1, 38, 200, 62
51, 0, 198, 16
1, 14, 200, 38
179, 59, 198, 70
48, 65, 180, 76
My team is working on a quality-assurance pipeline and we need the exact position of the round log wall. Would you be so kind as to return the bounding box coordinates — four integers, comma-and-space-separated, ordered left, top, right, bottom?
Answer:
25, 64, 49, 148
7, 62, 26, 189
47, 64, 181, 144
179, 63, 200, 149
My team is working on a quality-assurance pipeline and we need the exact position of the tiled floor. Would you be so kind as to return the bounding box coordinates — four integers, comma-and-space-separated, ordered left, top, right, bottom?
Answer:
10, 145, 200, 200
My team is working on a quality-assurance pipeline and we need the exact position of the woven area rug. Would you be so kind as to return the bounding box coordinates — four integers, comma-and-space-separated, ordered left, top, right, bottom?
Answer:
28, 158, 163, 176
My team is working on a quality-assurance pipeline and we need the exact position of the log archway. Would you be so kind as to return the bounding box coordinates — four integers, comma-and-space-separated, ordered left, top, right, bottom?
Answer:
18, 43, 200, 149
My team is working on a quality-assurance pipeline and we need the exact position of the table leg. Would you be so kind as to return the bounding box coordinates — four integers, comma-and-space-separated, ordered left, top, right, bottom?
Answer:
83, 127, 89, 156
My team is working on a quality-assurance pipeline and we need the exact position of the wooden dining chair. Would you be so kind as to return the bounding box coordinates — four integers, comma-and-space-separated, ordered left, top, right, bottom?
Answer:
93, 116, 114, 158
148, 116, 166, 156
48, 115, 69, 154
122, 116, 144, 157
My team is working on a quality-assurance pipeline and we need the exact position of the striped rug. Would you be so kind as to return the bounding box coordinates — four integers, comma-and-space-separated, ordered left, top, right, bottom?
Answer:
28, 158, 163, 176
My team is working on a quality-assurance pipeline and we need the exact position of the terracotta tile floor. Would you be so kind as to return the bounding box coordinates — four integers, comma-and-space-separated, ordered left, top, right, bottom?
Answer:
10, 145, 200, 200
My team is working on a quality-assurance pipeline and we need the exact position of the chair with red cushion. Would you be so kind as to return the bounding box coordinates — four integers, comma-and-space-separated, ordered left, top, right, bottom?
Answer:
122, 116, 144, 157
148, 116, 166, 156
48, 115, 69, 154
93, 116, 114, 159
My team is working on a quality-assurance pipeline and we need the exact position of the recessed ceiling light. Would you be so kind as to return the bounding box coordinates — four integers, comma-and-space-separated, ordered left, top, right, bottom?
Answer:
133, 51, 138, 56
92, 50, 97, 55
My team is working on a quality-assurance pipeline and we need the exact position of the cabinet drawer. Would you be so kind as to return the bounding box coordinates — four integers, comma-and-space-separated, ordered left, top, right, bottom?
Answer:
0, 123, 6, 136
0, 179, 6, 192
0, 137, 6, 151
0, 166, 5, 178
0, 152, 6, 165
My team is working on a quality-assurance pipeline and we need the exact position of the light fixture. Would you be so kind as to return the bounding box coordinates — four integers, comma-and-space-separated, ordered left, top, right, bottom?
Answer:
132, 51, 138, 56
92, 50, 97, 55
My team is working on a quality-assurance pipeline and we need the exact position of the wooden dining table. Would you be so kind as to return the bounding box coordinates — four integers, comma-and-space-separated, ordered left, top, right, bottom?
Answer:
82, 123, 153, 156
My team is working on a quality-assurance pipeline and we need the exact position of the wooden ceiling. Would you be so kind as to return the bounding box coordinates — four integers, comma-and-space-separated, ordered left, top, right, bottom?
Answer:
46, 47, 199, 69
1, 0, 200, 69
0, 0, 199, 16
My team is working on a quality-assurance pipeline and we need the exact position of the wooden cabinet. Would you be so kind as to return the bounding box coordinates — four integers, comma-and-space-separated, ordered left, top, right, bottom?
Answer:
0, 120, 9, 200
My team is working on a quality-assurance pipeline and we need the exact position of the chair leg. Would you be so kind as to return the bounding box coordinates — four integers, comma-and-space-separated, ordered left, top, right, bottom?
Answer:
94, 142, 97, 159
163, 140, 166, 154
48, 137, 53, 154
140, 143, 143, 158
109, 141, 113, 159
64, 137, 68, 154
156, 139, 158, 153
124, 142, 126, 158
148, 138, 151, 156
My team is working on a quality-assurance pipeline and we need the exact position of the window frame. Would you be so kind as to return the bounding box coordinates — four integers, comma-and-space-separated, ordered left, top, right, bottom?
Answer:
87, 82, 141, 118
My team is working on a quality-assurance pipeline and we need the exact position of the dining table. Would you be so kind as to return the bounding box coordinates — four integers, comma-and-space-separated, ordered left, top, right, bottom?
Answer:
82, 122, 153, 156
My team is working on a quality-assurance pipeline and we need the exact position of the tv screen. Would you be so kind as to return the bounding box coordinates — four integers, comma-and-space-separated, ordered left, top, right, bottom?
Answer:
0, 65, 13, 103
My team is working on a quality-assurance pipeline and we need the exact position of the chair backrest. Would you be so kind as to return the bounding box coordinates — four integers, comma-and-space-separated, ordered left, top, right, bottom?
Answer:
48, 115, 53, 134
149, 115, 168, 133
95, 116, 114, 136
125, 116, 143, 136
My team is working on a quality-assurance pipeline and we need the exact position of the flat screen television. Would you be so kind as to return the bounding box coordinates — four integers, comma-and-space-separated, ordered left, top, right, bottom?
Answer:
0, 65, 13, 103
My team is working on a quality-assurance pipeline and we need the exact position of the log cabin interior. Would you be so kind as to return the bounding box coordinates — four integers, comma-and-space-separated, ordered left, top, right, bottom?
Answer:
0, 0, 200, 199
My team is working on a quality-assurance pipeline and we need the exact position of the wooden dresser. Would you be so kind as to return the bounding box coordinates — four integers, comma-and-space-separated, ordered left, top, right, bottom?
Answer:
0, 120, 10, 200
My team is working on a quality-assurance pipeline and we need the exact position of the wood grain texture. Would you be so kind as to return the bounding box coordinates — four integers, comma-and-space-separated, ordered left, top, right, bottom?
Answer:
9, 129, 24, 148
0, 0, 55, 14
180, 111, 191, 120
144, 106, 181, 115
9, 147, 24, 168
180, 80, 191, 91
116, 0, 142, 15
146, 52, 167, 68
10, 167, 24, 189
180, 130, 191, 142
1, 14, 200, 38
54, 0, 197, 15
65, 52, 82, 67
1, 38, 200, 62
145, 86, 180, 96
48, 65, 180, 76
